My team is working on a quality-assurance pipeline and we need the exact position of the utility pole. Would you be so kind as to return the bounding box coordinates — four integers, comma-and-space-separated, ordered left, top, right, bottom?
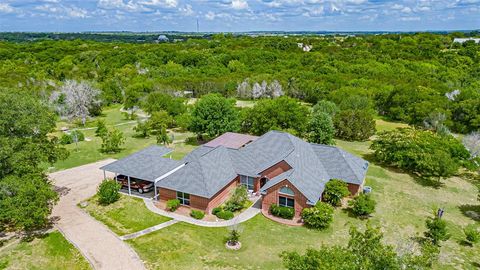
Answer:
196, 18, 199, 33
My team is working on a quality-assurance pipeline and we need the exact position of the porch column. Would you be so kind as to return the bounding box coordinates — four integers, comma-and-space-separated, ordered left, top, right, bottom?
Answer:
127, 175, 131, 195
103, 170, 106, 180
154, 185, 158, 201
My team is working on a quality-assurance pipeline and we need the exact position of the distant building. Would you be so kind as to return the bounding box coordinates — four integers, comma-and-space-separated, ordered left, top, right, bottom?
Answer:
157, 35, 169, 42
453, 38, 480, 44
297, 42, 313, 52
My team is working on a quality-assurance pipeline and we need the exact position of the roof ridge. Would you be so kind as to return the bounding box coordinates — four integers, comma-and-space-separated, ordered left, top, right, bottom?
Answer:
336, 148, 366, 180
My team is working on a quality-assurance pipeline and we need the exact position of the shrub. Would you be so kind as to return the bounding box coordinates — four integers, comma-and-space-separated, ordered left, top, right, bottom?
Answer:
270, 204, 295, 219
226, 229, 240, 245
190, 209, 205, 220
166, 199, 180, 212
223, 186, 248, 212
100, 128, 125, 153
212, 207, 222, 215
216, 210, 234, 220
95, 120, 108, 137
301, 202, 334, 229
349, 193, 376, 217
97, 179, 121, 205
70, 130, 85, 141
60, 133, 74, 145
323, 179, 350, 206
425, 213, 450, 245
464, 225, 480, 245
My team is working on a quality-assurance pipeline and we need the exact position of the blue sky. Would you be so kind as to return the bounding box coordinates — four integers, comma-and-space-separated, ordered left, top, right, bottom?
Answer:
0, 0, 479, 32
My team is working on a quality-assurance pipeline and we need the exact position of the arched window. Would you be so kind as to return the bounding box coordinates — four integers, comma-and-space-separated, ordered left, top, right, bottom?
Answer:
279, 186, 294, 196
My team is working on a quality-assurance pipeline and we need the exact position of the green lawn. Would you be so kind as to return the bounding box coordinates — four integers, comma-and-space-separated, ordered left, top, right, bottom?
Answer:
81, 195, 171, 236
124, 139, 480, 270
0, 231, 91, 270
52, 106, 195, 171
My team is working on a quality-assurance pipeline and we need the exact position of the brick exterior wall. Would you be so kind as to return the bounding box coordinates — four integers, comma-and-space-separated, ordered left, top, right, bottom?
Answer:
207, 176, 239, 212
254, 160, 292, 192
261, 179, 309, 217
348, 183, 362, 196
157, 176, 239, 213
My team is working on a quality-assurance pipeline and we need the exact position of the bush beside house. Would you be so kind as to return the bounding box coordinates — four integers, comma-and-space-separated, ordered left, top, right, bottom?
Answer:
301, 202, 334, 229
190, 210, 205, 220
270, 204, 295, 219
323, 179, 350, 206
166, 199, 180, 212
349, 193, 376, 217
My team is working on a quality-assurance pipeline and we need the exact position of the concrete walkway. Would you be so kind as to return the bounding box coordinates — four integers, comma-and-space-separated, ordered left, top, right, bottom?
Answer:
144, 196, 262, 227
119, 220, 179, 240
50, 160, 145, 270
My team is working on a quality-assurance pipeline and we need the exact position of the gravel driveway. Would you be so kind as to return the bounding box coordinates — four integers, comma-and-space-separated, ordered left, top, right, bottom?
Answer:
50, 159, 145, 270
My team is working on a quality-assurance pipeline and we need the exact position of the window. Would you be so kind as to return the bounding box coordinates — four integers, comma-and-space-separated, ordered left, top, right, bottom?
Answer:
240, 175, 255, 191
279, 196, 294, 208
176, 191, 190, 205
279, 186, 294, 196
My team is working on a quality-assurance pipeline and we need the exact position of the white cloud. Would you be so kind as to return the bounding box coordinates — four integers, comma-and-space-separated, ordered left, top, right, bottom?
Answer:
205, 11, 216, 20
0, 3, 14, 13
400, 16, 421, 21
179, 4, 193, 16
232, 0, 248, 9
35, 4, 88, 19
139, 0, 178, 8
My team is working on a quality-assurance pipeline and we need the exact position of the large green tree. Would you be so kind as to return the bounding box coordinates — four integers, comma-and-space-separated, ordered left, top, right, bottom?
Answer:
0, 90, 68, 232
370, 128, 470, 179
334, 109, 376, 141
241, 96, 309, 136
190, 94, 240, 138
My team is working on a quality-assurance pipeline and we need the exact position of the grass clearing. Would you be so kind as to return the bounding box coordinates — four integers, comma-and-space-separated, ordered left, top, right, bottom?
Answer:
52, 106, 195, 171
81, 195, 171, 236
125, 139, 479, 270
0, 231, 90, 270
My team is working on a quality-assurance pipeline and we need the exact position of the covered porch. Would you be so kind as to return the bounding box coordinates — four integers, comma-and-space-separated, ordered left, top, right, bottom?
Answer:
99, 145, 184, 200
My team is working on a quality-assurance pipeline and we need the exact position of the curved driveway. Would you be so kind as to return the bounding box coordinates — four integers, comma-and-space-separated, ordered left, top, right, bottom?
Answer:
50, 159, 145, 270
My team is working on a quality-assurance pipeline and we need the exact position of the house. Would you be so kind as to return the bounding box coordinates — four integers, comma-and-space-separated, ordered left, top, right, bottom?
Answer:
101, 131, 369, 217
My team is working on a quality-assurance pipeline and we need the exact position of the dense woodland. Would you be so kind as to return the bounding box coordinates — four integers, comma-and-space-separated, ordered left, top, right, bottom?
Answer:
1, 33, 479, 133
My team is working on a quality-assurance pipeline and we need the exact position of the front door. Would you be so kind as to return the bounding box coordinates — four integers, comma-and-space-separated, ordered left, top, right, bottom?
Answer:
260, 177, 268, 188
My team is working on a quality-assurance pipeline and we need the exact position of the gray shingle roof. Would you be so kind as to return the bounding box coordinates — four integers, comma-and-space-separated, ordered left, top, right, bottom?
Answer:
102, 131, 368, 203
100, 145, 183, 181
156, 146, 238, 198
310, 144, 369, 185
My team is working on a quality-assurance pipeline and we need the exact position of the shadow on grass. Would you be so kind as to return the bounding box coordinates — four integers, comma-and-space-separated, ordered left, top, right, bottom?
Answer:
458, 204, 480, 222
341, 208, 371, 220
457, 239, 473, 247
412, 176, 444, 189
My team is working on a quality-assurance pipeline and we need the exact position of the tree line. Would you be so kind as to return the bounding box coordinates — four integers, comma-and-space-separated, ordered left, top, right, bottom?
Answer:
0, 33, 479, 133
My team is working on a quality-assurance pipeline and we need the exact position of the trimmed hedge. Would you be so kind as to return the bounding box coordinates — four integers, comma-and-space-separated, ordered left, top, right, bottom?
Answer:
212, 207, 222, 215
270, 204, 295, 220
166, 199, 180, 212
190, 209, 205, 220
216, 210, 234, 220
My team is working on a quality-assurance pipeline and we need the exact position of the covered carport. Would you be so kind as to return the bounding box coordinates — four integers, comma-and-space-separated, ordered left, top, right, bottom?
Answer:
99, 145, 184, 199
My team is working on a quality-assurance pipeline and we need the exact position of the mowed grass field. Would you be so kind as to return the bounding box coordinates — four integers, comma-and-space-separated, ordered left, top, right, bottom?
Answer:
0, 231, 91, 270
52, 105, 196, 171
81, 195, 171, 236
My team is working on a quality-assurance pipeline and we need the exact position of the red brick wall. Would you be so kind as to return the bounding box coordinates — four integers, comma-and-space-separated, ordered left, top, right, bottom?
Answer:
254, 160, 292, 192
262, 179, 309, 217
157, 176, 239, 213
207, 176, 239, 212
348, 183, 362, 196
261, 160, 292, 179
